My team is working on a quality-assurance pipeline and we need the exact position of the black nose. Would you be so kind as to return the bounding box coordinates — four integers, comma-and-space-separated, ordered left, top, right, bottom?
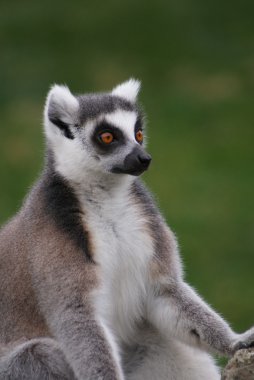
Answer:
111, 146, 152, 176
137, 153, 152, 169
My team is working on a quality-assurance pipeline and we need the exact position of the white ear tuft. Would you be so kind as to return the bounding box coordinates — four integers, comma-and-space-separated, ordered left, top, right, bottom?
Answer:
44, 84, 79, 127
112, 78, 141, 103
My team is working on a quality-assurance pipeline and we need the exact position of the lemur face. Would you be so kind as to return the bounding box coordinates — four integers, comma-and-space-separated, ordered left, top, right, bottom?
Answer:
88, 109, 151, 176
44, 79, 151, 180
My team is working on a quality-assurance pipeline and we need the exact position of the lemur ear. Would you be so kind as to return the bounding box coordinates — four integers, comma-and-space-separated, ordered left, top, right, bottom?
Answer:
44, 85, 79, 140
112, 78, 141, 103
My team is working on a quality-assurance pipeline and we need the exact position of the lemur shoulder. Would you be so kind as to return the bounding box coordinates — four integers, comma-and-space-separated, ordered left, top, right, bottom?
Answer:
0, 79, 253, 380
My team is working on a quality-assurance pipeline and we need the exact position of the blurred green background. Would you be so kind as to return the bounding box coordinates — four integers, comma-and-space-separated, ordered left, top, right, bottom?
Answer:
0, 0, 253, 335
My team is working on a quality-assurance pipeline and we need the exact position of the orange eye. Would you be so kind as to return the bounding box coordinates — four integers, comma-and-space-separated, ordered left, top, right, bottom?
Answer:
136, 130, 143, 143
100, 132, 114, 144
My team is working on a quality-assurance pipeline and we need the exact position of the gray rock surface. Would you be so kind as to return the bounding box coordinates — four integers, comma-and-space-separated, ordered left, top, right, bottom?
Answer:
222, 348, 254, 380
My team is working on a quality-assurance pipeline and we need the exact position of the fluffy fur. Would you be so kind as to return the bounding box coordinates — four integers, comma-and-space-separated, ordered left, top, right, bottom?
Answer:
0, 79, 253, 380
112, 79, 140, 102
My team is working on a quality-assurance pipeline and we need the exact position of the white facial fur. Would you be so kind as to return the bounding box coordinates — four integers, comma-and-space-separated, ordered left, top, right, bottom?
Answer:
105, 110, 137, 140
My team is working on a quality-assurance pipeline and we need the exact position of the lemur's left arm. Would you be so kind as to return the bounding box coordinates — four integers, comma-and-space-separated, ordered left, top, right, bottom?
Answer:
148, 279, 254, 356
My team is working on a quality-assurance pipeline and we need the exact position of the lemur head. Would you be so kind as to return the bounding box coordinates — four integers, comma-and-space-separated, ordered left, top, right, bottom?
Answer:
44, 79, 151, 182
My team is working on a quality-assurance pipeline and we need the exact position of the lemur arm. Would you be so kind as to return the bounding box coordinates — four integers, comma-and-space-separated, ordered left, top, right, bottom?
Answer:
148, 280, 254, 356
31, 246, 123, 380
48, 300, 122, 380
46, 290, 123, 380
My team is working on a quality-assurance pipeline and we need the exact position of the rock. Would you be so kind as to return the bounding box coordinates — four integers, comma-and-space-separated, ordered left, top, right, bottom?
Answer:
222, 348, 254, 380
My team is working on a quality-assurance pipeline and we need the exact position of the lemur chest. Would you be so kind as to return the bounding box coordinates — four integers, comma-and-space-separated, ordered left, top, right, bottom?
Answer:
84, 203, 154, 340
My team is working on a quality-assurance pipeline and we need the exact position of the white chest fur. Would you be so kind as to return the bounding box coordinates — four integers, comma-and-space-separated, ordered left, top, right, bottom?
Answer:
81, 189, 154, 344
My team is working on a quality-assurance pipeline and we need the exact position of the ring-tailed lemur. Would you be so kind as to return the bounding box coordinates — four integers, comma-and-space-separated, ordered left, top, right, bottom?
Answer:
0, 79, 253, 380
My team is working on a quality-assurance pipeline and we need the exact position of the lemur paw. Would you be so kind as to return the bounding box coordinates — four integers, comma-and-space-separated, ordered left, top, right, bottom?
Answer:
232, 327, 254, 354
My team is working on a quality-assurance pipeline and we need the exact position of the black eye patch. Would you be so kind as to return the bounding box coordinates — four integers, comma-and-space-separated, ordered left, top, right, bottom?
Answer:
134, 116, 144, 144
134, 117, 143, 134
92, 121, 125, 154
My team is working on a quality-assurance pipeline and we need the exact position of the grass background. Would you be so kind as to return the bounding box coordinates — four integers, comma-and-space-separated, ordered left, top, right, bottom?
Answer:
0, 0, 253, 335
